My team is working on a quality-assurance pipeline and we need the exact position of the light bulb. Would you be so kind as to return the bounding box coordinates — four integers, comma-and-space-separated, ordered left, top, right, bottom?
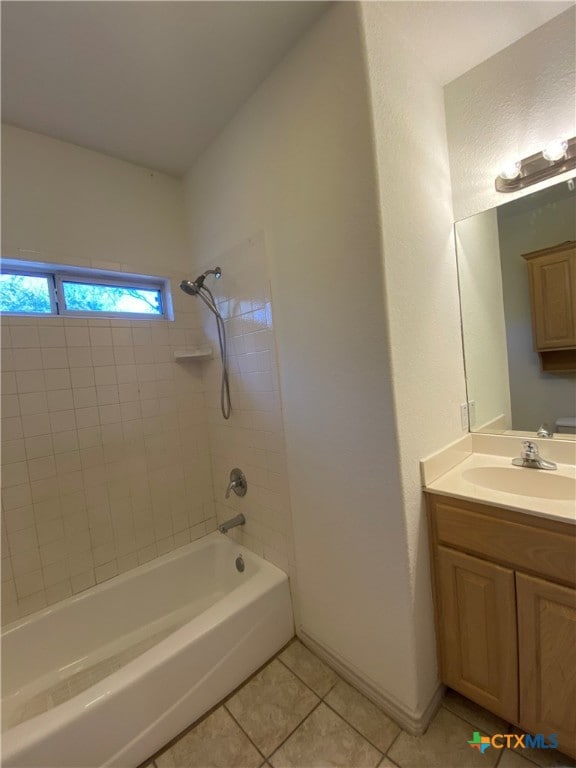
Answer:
542, 138, 568, 162
498, 158, 522, 180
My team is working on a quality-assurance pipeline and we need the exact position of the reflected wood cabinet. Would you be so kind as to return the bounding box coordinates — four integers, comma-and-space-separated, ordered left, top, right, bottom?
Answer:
523, 241, 576, 371
427, 494, 576, 758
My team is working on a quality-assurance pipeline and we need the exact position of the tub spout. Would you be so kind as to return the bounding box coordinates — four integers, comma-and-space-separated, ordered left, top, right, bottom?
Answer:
218, 513, 246, 534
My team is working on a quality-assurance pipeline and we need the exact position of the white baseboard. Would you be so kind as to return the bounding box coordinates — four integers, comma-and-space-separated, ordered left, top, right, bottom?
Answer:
298, 629, 445, 735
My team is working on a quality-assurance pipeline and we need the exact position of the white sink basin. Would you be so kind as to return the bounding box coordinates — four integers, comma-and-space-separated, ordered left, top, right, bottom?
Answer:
462, 466, 576, 501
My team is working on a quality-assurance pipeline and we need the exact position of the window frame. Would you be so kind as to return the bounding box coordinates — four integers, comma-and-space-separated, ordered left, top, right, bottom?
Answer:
0, 260, 173, 320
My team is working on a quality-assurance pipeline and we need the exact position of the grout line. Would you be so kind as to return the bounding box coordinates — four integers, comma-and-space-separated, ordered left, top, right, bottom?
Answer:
384, 726, 403, 759
223, 704, 267, 761
142, 639, 296, 765
321, 676, 340, 699
321, 697, 388, 757
266, 699, 325, 762
275, 654, 332, 700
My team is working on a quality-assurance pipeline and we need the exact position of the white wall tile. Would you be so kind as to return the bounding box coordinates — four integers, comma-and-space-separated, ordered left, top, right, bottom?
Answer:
13, 348, 43, 371
3, 483, 33, 510
11, 326, 40, 348
2, 254, 212, 619
44, 369, 72, 391
67, 348, 93, 368
51, 430, 79, 454
2, 394, 20, 418
28, 455, 57, 482
11, 548, 42, 576
39, 327, 66, 347
42, 348, 69, 369
65, 327, 90, 347
2, 439, 26, 465
19, 392, 48, 416
89, 327, 113, 347
2, 371, 17, 394
46, 389, 74, 412
2, 415, 24, 441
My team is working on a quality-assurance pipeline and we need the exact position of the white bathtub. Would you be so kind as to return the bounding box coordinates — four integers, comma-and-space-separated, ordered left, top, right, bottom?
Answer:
1, 532, 294, 767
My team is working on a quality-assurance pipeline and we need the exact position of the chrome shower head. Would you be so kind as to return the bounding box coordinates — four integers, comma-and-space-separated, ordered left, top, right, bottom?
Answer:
180, 267, 222, 296
180, 279, 200, 296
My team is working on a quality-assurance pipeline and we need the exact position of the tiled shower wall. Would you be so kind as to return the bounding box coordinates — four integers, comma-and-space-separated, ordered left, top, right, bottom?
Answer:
196, 233, 296, 576
1, 256, 216, 623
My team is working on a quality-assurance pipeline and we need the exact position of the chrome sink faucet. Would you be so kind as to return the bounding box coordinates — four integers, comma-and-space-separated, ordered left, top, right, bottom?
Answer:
512, 441, 557, 470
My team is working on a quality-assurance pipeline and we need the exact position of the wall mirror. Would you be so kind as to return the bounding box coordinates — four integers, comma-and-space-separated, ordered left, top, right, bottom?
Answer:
455, 178, 576, 439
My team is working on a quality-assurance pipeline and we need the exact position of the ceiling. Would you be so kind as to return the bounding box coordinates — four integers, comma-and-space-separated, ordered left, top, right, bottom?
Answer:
1, 1, 328, 176
2, 1, 573, 177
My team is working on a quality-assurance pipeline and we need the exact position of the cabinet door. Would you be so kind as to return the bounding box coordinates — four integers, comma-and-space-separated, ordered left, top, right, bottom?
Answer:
436, 546, 518, 722
517, 573, 576, 758
527, 249, 576, 349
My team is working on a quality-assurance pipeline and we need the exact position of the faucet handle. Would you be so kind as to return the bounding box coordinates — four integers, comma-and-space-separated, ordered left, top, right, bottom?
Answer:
521, 440, 539, 459
225, 468, 247, 499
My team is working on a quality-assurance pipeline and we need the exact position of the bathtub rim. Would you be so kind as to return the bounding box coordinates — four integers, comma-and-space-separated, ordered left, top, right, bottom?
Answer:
2, 531, 290, 751
2, 530, 280, 636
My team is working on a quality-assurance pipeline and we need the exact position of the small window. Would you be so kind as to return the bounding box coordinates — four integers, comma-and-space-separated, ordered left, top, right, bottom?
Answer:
59, 277, 163, 316
0, 261, 171, 320
0, 272, 55, 314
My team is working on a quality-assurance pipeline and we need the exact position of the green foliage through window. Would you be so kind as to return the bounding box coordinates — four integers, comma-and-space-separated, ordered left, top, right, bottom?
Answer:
62, 281, 162, 315
0, 274, 52, 314
0, 264, 168, 318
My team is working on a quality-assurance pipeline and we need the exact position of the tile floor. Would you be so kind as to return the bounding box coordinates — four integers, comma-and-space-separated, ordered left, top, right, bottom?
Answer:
142, 638, 575, 768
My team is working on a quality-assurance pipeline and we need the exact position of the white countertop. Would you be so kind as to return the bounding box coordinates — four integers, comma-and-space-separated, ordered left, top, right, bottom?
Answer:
424, 452, 576, 526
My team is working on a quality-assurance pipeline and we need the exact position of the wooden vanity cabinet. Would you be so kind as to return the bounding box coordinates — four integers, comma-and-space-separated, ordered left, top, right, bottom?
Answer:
436, 546, 518, 721
517, 573, 576, 752
427, 494, 576, 758
523, 241, 576, 371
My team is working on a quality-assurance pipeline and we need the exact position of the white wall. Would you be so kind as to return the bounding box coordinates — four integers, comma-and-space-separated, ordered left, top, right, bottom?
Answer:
360, 2, 468, 716
2, 125, 188, 272
445, 7, 576, 221
1, 127, 216, 622
184, 2, 429, 723
456, 209, 512, 430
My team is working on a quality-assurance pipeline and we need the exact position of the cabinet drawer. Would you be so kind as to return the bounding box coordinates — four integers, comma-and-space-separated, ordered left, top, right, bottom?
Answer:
431, 497, 576, 587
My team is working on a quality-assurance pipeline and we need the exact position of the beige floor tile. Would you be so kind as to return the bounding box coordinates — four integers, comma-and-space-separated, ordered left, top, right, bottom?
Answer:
378, 758, 401, 767
388, 707, 500, 768
500, 751, 544, 768
269, 703, 382, 768
520, 749, 576, 768
279, 640, 339, 697
156, 706, 263, 768
325, 679, 401, 752
442, 689, 510, 735
226, 659, 319, 757
510, 727, 576, 767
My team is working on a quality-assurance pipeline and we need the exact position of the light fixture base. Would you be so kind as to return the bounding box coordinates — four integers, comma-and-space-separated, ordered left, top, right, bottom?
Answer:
495, 136, 576, 192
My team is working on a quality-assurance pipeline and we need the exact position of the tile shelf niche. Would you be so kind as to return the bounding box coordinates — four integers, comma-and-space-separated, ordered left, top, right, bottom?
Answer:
173, 346, 213, 361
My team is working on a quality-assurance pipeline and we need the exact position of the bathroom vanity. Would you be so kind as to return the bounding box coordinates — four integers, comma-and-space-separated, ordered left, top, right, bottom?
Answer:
422, 437, 576, 759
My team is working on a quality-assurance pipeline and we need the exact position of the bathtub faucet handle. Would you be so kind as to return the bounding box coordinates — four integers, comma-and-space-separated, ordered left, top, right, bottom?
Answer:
225, 468, 247, 499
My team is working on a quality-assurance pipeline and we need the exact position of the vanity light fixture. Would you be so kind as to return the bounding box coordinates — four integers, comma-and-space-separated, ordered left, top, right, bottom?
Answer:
542, 138, 568, 162
495, 136, 576, 192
